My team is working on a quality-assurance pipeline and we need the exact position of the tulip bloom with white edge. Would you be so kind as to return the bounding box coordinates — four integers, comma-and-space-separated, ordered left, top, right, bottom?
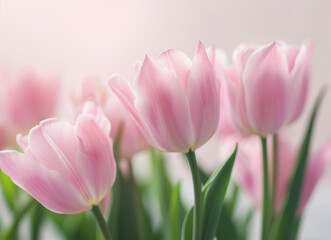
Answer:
218, 41, 311, 136
109, 41, 220, 152
0, 101, 116, 214
223, 136, 331, 215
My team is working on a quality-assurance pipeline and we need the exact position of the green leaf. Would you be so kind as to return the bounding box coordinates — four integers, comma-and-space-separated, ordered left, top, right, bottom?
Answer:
108, 168, 139, 240
238, 209, 253, 240
150, 150, 173, 220
139, 150, 173, 239
198, 167, 210, 185
181, 207, 193, 240
169, 182, 182, 240
0, 199, 35, 240
226, 183, 239, 215
270, 88, 326, 240
201, 145, 237, 240
31, 203, 44, 240
216, 206, 238, 240
48, 211, 97, 240
0, 171, 17, 210
108, 161, 154, 240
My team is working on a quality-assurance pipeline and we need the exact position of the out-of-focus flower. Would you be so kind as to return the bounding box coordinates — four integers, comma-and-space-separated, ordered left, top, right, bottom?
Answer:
0, 101, 116, 214
212, 41, 311, 136
72, 76, 149, 159
0, 124, 13, 150
0, 68, 59, 135
109, 41, 220, 152
71, 76, 108, 108
223, 136, 331, 215
207, 46, 247, 140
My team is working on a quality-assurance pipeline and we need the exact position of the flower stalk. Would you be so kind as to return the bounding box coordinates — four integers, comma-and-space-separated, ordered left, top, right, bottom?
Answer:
186, 150, 202, 240
271, 134, 278, 221
261, 136, 271, 240
92, 205, 113, 240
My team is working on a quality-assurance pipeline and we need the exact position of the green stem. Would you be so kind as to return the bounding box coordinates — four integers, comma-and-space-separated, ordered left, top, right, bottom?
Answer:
271, 134, 278, 221
92, 205, 112, 240
186, 149, 202, 240
128, 161, 148, 240
260, 137, 270, 240
290, 217, 301, 240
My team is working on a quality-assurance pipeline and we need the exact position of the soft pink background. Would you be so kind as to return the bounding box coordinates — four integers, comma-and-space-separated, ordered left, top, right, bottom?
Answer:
0, 0, 330, 239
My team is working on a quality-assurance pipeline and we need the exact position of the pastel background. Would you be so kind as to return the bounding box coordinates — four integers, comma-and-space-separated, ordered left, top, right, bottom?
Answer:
0, 0, 330, 239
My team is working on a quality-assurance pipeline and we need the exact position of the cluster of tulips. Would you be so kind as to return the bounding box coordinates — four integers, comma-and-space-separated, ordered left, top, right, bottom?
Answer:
0, 40, 329, 240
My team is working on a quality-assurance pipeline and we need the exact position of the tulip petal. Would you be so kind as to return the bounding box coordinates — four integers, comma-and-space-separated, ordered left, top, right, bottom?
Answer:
298, 140, 331, 214
108, 74, 157, 148
26, 119, 91, 200
157, 49, 192, 90
207, 46, 242, 137
80, 101, 111, 136
243, 42, 291, 135
134, 56, 193, 152
76, 111, 116, 205
187, 42, 220, 149
105, 96, 149, 159
0, 151, 88, 214
281, 44, 300, 72
206, 46, 228, 82
288, 43, 312, 122
232, 44, 257, 75
221, 67, 250, 134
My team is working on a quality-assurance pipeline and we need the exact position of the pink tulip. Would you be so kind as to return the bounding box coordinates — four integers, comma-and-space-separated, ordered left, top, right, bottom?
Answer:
0, 101, 116, 214
225, 136, 331, 215
0, 68, 59, 134
213, 41, 311, 136
109, 41, 220, 152
71, 76, 108, 108
72, 76, 149, 159
0, 124, 13, 150
207, 46, 247, 140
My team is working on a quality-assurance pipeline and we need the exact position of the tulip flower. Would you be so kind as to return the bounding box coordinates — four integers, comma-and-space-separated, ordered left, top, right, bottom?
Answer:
0, 68, 59, 134
224, 136, 331, 215
108, 41, 219, 152
109, 41, 219, 240
214, 41, 311, 136
0, 101, 116, 214
207, 46, 247, 140
72, 76, 149, 159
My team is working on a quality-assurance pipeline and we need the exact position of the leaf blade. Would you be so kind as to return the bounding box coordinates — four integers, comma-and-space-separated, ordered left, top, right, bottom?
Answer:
201, 145, 237, 240
271, 88, 326, 240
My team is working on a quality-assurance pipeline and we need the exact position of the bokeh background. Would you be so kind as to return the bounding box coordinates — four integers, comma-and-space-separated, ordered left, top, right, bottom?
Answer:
0, 0, 330, 239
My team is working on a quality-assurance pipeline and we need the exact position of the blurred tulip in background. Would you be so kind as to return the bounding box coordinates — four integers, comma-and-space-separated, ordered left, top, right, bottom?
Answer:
72, 76, 149, 160
214, 41, 311, 136
222, 135, 331, 215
